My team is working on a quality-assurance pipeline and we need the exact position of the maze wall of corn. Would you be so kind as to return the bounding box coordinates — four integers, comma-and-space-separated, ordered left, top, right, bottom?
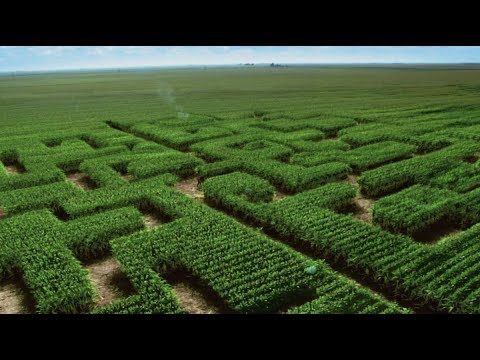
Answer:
2, 65, 480, 314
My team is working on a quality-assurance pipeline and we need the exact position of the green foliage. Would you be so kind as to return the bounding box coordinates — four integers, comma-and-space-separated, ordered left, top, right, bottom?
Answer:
288, 279, 412, 314
0, 211, 95, 313
372, 185, 459, 235
62, 207, 145, 259
128, 151, 204, 178
359, 141, 480, 197
429, 163, 480, 192
4, 66, 480, 314
244, 160, 351, 193
0, 181, 81, 215
62, 174, 178, 218
202, 171, 275, 205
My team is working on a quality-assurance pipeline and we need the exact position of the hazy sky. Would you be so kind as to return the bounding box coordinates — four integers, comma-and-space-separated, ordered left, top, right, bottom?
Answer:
1, 46, 480, 71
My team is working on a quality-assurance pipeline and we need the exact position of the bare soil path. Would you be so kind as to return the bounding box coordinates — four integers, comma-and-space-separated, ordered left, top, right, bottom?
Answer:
84, 256, 134, 309
67, 172, 97, 191
347, 174, 374, 223
0, 278, 36, 314
174, 177, 205, 202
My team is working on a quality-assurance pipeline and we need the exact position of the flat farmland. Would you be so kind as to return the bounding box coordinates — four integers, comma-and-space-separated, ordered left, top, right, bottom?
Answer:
2, 65, 480, 314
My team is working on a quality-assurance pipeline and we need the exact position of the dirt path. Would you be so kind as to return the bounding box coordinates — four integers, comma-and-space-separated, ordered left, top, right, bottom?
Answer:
138, 205, 172, 230
122, 174, 135, 182
0, 279, 35, 314
67, 172, 97, 191
172, 282, 222, 314
347, 174, 359, 186
273, 191, 287, 201
414, 226, 462, 244
353, 197, 374, 223
5, 164, 24, 176
84, 257, 134, 310
143, 212, 162, 229
164, 271, 232, 314
174, 177, 205, 203
347, 175, 374, 223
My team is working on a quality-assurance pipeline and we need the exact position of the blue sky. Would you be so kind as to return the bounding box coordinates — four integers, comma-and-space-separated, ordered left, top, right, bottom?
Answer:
1, 46, 480, 72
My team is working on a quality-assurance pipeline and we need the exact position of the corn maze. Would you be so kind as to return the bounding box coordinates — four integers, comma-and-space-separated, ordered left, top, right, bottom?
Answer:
2, 107, 480, 315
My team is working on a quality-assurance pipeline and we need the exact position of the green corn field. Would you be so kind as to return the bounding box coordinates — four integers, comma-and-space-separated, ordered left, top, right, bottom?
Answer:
2, 65, 480, 314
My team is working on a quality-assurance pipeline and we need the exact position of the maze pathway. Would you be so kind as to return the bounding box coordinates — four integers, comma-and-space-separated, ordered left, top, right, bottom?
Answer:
1, 114, 480, 313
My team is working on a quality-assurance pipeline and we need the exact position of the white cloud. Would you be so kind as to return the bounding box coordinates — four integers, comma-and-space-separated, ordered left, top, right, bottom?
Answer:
28, 46, 78, 56
86, 46, 115, 56
164, 46, 184, 55
119, 46, 154, 55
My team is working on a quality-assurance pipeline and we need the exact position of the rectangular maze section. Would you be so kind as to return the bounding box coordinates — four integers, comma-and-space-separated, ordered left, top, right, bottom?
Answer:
372, 185, 460, 240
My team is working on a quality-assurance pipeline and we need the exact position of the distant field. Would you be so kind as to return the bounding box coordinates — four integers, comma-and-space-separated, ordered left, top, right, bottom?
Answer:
2, 66, 480, 314
3, 65, 480, 128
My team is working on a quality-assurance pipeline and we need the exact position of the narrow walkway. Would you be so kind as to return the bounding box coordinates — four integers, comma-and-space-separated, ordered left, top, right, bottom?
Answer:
142, 212, 162, 229
174, 177, 205, 203
347, 174, 374, 224
273, 191, 287, 201
164, 270, 233, 314
84, 256, 134, 310
66, 172, 97, 191
0, 278, 35, 314
5, 164, 24, 175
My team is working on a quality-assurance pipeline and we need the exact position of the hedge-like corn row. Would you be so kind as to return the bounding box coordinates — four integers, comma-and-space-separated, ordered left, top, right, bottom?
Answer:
338, 121, 451, 150
0, 181, 81, 216
358, 141, 480, 197
129, 123, 234, 150
429, 163, 480, 192
372, 185, 459, 235
107, 184, 407, 314
202, 171, 275, 206
254, 117, 356, 134
0, 211, 95, 313
202, 172, 356, 221
61, 206, 145, 259
291, 141, 416, 171
200, 171, 480, 313
62, 173, 178, 218
128, 151, 204, 179
288, 278, 413, 314
287, 139, 350, 152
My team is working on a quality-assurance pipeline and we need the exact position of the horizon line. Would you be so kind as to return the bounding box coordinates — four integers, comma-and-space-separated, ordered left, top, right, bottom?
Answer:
2, 62, 480, 74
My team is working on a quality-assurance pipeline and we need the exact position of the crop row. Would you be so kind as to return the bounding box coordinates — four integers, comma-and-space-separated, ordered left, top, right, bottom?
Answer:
200, 171, 480, 313
337, 121, 454, 151
0, 205, 154, 313
104, 182, 407, 313
358, 141, 480, 197
291, 141, 417, 171
372, 185, 459, 235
